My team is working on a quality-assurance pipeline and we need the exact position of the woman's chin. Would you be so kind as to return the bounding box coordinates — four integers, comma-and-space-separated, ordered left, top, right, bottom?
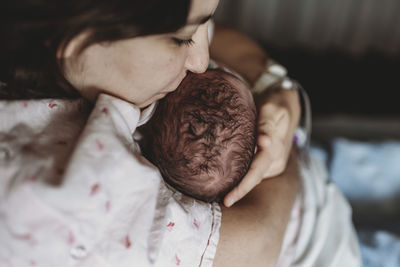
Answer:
138, 93, 168, 108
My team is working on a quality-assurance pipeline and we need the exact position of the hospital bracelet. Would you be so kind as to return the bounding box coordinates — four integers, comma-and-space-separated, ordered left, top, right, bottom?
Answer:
251, 60, 312, 149
251, 60, 291, 94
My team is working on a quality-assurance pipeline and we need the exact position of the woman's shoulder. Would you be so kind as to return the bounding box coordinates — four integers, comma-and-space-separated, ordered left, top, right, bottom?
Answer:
0, 97, 90, 195
0, 98, 90, 131
0, 95, 222, 267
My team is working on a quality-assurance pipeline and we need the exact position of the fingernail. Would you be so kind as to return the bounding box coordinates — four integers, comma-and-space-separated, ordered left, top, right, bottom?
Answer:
225, 198, 235, 207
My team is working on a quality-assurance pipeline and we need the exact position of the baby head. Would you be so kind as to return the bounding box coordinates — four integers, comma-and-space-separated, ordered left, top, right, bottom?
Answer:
139, 68, 257, 202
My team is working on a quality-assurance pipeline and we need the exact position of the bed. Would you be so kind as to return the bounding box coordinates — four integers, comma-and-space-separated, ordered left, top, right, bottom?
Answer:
311, 115, 400, 266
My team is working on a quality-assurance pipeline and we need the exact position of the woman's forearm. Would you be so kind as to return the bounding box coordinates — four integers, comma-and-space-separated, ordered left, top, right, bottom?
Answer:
213, 150, 301, 267
210, 24, 268, 86
210, 24, 301, 266
211, 23, 301, 207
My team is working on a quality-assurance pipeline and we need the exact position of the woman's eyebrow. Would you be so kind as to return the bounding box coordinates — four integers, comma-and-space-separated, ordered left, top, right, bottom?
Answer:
187, 14, 214, 25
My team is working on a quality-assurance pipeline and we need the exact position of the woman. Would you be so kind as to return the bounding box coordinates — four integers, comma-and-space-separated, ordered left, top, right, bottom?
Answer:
0, 0, 304, 266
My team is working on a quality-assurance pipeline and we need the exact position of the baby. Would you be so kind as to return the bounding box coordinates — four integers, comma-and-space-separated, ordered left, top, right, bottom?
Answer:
139, 68, 257, 202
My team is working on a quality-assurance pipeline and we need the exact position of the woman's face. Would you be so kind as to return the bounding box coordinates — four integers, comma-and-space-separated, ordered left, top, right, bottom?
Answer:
63, 0, 219, 108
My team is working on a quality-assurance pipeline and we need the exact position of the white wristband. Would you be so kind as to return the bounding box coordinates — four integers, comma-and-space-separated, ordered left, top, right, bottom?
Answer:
252, 61, 290, 94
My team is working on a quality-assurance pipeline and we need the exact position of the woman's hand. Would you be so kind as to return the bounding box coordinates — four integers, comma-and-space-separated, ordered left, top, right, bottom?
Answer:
209, 23, 301, 206
224, 84, 301, 207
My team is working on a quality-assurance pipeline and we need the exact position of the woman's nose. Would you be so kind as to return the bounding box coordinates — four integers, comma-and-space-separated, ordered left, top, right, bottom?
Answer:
184, 24, 210, 74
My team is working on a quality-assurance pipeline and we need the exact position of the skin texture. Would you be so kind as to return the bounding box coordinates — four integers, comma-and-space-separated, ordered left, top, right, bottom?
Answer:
62, 0, 219, 108
213, 149, 300, 267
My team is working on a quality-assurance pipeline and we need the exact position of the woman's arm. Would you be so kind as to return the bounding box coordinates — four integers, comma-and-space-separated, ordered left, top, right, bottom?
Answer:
209, 24, 267, 86
209, 23, 301, 266
213, 149, 300, 267
210, 23, 301, 207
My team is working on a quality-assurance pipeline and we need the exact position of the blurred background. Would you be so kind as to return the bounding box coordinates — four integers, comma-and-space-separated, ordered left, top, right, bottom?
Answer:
215, 0, 400, 139
215, 1, 400, 265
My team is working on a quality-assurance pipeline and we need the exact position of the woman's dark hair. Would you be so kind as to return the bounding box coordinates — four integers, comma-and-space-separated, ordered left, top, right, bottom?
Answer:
0, 0, 190, 99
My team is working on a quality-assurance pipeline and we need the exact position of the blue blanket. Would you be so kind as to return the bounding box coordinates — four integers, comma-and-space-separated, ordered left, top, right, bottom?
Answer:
311, 139, 400, 267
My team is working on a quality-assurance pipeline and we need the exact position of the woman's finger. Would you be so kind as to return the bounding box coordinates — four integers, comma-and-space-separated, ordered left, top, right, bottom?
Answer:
257, 133, 272, 148
223, 148, 271, 207
257, 133, 287, 177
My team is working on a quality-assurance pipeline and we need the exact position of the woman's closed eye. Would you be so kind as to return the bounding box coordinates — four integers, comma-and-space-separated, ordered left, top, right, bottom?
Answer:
171, 37, 195, 47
